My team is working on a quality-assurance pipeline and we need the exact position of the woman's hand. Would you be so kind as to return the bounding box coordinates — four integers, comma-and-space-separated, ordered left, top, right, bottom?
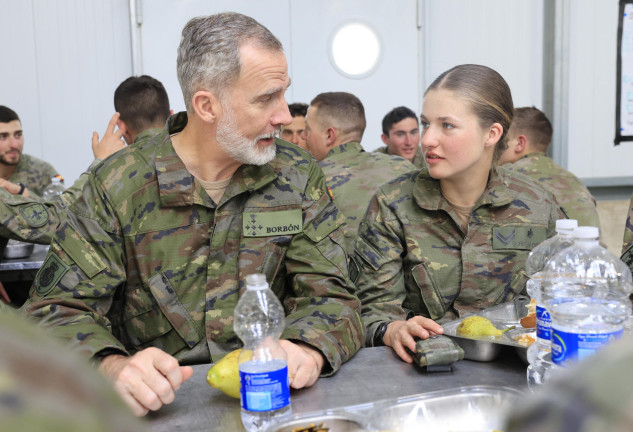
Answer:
383, 317, 444, 363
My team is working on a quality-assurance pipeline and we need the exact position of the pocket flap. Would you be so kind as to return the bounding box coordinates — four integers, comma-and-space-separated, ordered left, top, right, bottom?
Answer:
148, 272, 204, 348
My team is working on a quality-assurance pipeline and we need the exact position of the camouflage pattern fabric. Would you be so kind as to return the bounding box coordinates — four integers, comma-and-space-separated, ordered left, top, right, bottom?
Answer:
506, 332, 633, 432
9, 153, 59, 198
0, 306, 150, 432
352, 166, 563, 346
505, 152, 600, 229
621, 193, 633, 275
414, 335, 464, 367
319, 141, 414, 256
22, 112, 363, 375
374, 145, 425, 169
0, 187, 63, 244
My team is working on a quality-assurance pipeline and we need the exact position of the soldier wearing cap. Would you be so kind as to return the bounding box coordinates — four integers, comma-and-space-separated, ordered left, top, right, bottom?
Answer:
23, 12, 363, 416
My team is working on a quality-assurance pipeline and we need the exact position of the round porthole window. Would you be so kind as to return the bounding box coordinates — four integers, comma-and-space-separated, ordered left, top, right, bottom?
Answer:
329, 21, 381, 79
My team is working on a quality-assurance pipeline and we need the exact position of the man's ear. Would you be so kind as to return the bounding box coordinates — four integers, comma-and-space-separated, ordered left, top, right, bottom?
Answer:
515, 134, 528, 153
380, 133, 389, 146
191, 90, 221, 124
326, 127, 338, 148
116, 119, 132, 144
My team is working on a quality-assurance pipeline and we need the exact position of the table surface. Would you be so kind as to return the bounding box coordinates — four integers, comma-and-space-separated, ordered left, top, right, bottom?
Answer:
147, 345, 528, 431
0, 244, 48, 272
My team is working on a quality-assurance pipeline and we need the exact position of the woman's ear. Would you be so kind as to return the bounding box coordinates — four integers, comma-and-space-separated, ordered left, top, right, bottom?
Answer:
191, 90, 222, 124
485, 122, 504, 147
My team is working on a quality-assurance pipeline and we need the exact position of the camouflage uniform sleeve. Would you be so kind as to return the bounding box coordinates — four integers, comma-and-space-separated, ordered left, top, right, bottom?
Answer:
352, 189, 410, 347
280, 160, 364, 376
58, 159, 102, 207
21, 172, 128, 359
0, 188, 63, 244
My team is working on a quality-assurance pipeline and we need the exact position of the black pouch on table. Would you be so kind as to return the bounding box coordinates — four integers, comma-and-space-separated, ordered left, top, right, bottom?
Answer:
414, 335, 464, 372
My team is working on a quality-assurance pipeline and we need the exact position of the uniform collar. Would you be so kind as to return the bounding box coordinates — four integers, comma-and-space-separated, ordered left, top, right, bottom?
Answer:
324, 141, 363, 159
155, 112, 278, 208
517, 151, 546, 162
412, 166, 515, 211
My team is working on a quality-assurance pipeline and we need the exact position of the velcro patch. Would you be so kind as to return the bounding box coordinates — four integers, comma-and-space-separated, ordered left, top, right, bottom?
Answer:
243, 209, 302, 237
35, 253, 69, 297
19, 203, 49, 228
493, 226, 546, 250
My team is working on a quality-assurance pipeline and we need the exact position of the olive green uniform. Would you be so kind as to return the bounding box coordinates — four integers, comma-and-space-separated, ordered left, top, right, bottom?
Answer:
505, 152, 600, 229
0, 306, 148, 432
9, 153, 59, 198
374, 145, 425, 169
319, 141, 414, 255
352, 166, 564, 346
23, 112, 363, 374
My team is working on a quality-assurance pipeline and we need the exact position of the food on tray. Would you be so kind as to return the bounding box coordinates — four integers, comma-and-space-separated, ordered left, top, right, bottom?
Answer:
456, 316, 514, 337
512, 333, 536, 347
291, 423, 329, 432
520, 299, 537, 328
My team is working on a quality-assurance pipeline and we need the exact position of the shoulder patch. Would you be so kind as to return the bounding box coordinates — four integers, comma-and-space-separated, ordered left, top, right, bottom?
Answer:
493, 226, 546, 250
19, 203, 50, 228
243, 209, 302, 237
35, 253, 69, 297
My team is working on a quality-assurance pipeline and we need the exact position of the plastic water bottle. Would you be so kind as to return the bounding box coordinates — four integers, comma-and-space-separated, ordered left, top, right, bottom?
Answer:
42, 175, 65, 200
545, 227, 632, 369
234, 274, 291, 432
525, 219, 577, 389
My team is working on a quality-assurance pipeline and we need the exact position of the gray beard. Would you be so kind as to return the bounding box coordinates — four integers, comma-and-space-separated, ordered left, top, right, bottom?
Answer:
216, 104, 278, 166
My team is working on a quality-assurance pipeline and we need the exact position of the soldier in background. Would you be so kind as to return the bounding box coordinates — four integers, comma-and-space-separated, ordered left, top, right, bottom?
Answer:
375, 106, 425, 168
499, 106, 600, 229
0, 106, 59, 198
280, 102, 309, 150
23, 12, 362, 416
302, 91, 413, 255
353, 64, 564, 363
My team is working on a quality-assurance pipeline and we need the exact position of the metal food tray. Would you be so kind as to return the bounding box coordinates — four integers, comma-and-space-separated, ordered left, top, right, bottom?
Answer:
266, 385, 524, 432
442, 296, 534, 362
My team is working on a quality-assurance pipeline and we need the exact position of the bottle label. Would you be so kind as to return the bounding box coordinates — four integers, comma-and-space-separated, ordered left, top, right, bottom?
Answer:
239, 365, 290, 412
535, 304, 551, 342
551, 327, 623, 367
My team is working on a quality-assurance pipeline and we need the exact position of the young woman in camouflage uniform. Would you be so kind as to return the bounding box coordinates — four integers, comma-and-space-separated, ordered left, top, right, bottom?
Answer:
353, 64, 564, 363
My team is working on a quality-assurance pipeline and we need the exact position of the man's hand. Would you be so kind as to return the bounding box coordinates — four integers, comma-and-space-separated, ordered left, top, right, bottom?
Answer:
98, 347, 194, 416
0, 178, 29, 197
0, 282, 10, 304
92, 113, 126, 160
383, 317, 444, 363
279, 340, 324, 389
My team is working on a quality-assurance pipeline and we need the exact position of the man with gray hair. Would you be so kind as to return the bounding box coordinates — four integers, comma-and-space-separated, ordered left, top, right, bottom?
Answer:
23, 12, 363, 416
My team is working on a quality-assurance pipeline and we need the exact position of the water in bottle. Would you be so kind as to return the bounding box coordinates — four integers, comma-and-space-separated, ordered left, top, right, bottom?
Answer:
42, 175, 65, 200
525, 219, 577, 389
234, 273, 291, 432
545, 226, 632, 369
